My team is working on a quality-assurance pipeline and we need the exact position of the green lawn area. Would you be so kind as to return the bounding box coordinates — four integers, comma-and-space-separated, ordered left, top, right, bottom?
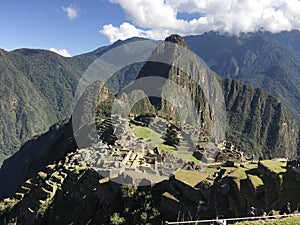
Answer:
131, 125, 163, 147
174, 169, 209, 187
172, 150, 193, 161
131, 126, 153, 139
189, 155, 202, 165
158, 143, 175, 154
259, 160, 287, 174
243, 162, 259, 170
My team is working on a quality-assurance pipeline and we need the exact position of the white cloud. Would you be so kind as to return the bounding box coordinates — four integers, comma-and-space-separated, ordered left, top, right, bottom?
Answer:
101, 0, 300, 42
101, 22, 147, 43
49, 48, 72, 57
62, 4, 79, 21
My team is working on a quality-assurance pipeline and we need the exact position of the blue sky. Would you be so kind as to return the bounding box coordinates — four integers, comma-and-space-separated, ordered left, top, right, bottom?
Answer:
0, 0, 125, 56
1, 0, 300, 57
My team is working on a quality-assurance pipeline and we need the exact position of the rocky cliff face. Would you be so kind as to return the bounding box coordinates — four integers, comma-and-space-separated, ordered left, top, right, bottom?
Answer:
134, 34, 215, 134
135, 34, 299, 158
185, 31, 300, 123
0, 118, 77, 200
223, 79, 300, 158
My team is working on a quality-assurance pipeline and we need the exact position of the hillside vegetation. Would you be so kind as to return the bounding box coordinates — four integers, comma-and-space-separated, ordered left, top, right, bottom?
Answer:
185, 31, 300, 123
0, 49, 86, 163
234, 216, 300, 225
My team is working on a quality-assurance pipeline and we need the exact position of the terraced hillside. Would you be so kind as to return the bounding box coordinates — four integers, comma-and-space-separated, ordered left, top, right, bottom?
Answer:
1, 144, 299, 225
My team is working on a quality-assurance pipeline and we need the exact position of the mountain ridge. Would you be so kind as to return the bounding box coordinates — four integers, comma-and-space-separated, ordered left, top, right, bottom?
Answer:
185, 30, 300, 123
0, 31, 299, 165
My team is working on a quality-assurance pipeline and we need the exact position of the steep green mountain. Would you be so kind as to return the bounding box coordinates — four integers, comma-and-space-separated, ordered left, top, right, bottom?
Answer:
185, 31, 300, 123
0, 49, 84, 164
222, 79, 299, 158
0, 38, 155, 165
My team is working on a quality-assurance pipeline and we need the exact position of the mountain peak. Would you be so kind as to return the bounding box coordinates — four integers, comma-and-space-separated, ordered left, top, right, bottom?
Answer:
165, 34, 187, 48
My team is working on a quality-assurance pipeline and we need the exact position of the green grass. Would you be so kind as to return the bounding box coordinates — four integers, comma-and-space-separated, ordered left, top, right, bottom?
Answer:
174, 169, 209, 187
131, 126, 152, 139
131, 125, 164, 148
233, 215, 300, 224
248, 174, 264, 189
259, 160, 287, 174
131, 125, 201, 164
204, 167, 219, 174
229, 167, 248, 180
131, 126, 201, 165
243, 162, 259, 170
173, 150, 193, 161
189, 155, 202, 165
158, 143, 175, 154
227, 167, 247, 190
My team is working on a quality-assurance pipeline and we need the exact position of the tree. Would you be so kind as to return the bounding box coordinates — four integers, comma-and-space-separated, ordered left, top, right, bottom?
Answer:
110, 213, 125, 225
164, 127, 179, 146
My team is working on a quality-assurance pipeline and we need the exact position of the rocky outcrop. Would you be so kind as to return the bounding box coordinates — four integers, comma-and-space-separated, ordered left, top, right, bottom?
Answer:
185, 31, 300, 123
0, 118, 77, 200
0, 151, 120, 225
135, 34, 300, 158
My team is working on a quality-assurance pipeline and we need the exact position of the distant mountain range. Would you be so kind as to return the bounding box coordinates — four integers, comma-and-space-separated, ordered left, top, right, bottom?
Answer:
185, 31, 300, 123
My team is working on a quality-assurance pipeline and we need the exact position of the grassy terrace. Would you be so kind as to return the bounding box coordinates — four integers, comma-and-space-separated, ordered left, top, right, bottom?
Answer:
233, 215, 300, 225
248, 174, 264, 189
174, 169, 209, 187
259, 160, 287, 174
227, 166, 247, 189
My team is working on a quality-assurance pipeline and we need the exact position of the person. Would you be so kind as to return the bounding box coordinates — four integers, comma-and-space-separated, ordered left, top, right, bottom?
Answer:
247, 207, 255, 217
279, 202, 291, 215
